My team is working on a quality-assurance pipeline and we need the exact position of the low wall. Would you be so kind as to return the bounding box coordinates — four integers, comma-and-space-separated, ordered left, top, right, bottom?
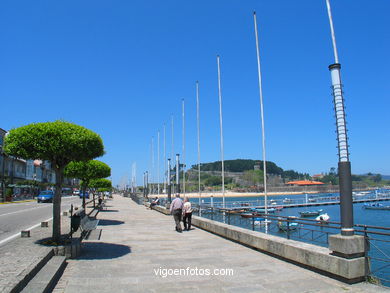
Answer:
148, 203, 366, 283
151, 204, 171, 215
191, 216, 366, 283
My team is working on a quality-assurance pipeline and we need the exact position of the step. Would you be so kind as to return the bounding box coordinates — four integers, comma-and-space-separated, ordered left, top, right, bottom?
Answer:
21, 256, 67, 293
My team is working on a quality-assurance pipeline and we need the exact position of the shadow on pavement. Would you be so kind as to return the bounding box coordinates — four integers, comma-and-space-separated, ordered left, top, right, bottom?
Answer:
99, 209, 119, 213
97, 219, 125, 226
35, 234, 71, 246
78, 242, 131, 260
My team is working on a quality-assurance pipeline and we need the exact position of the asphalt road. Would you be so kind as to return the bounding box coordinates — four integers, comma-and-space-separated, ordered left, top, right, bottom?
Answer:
0, 196, 82, 246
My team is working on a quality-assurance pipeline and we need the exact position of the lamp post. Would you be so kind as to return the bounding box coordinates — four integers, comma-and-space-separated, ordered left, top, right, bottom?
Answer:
167, 158, 172, 203
325, 0, 354, 236
175, 154, 180, 195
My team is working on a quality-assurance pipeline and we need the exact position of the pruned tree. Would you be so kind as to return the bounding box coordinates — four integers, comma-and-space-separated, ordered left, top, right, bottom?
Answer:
90, 178, 112, 190
4, 121, 104, 242
64, 160, 111, 208
89, 178, 112, 204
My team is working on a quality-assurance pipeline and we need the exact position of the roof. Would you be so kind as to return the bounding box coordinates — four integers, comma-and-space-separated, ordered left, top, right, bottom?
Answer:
286, 180, 324, 186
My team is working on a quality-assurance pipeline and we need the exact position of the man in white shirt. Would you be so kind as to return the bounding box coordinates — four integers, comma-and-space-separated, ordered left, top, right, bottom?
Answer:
170, 194, 183, 233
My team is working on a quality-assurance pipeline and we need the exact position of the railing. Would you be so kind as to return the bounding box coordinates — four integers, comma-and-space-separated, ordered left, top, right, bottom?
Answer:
193, 204, 390, 287
198, 191, 390, 210
356, 224, 390, 285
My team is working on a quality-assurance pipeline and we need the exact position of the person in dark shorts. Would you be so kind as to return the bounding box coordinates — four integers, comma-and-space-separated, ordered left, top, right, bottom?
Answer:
182, 197, 193, 231
170, 194, 183, 232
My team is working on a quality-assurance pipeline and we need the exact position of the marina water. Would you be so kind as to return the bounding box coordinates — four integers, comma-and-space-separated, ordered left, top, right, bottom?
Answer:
188, 191, 390, 286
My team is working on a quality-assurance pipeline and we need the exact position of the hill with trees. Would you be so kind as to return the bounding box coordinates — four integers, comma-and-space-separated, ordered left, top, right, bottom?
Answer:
191, 159, 309, 179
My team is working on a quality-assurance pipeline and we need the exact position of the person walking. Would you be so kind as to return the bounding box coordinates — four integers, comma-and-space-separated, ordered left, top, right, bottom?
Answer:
182, 197, 193, 231
170, 194, 183, 233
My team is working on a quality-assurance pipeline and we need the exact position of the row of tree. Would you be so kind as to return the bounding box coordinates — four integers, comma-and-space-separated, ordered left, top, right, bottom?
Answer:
4, 121, 111, 243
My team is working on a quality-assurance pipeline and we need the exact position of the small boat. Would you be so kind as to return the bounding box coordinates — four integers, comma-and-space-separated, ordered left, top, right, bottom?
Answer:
240, 212, 255, 218
277, 220, 299, 231
254, 217, 272, 226
253, 208, 276, 213
363, 203, 390, 210
316, 213, 330, 222
308, 198, 317, 203
226, 209, 245, 214
283, 198, 293, 204
299, 209, 323, 217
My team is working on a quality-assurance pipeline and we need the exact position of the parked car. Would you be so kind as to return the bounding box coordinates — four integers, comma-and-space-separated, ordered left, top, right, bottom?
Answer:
73, 190, 80, 196
79, 192, 89, 199
62, 188, 72, 196
37, 190, 54, 203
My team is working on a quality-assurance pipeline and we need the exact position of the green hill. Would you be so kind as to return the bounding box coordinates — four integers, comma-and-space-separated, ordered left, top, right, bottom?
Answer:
191, 159, 283, 175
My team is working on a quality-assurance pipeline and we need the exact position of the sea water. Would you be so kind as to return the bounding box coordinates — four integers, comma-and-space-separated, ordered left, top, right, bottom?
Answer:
189, 192, 390, 286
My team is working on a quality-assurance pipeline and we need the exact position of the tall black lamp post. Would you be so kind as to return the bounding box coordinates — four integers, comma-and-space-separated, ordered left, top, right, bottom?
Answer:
326, 0, 354, 236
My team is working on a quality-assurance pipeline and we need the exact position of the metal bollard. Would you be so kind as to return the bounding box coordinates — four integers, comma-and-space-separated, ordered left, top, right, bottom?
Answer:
287, 218, 291, 240
21, 230, 30, 238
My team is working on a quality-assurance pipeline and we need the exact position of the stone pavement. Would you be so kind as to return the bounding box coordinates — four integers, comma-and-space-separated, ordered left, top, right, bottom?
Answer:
0, 212, 71, 293
54, 194, 389, 293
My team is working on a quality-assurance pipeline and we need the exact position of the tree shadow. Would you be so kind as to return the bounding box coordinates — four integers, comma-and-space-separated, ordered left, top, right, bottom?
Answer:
97, 219, 125, 226
78, 242, 131, 260
35, 234, 71, 246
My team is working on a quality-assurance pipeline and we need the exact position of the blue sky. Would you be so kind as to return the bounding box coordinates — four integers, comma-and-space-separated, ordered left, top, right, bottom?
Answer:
0, 0, 389, 186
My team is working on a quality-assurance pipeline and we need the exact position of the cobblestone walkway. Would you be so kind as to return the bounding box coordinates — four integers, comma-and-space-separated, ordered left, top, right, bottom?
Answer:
0, 216, 70, 293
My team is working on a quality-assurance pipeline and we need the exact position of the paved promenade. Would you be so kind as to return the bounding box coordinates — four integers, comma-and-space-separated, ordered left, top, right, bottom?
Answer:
54, 194, 389, 292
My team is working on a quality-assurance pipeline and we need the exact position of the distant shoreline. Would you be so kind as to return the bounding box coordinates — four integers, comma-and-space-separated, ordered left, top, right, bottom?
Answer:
150, 191, 320, 199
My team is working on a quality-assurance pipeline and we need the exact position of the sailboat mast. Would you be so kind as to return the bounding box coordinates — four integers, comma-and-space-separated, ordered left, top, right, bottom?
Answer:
157, 130, 160, 196
196, 81, 201, 213
151, 136, 155, 195
253, 12, 268, 219
182, 99, 186, 196
163, 123, 166, 193
217, 55, 225, 208
171, 115, 175, 194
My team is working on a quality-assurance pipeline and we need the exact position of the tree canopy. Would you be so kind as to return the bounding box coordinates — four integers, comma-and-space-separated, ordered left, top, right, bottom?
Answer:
4, 121, 105, 242
65, 160, 110, 207
4, 121, 104, 169
89, 178, 112, 189
65, 160, 111, 183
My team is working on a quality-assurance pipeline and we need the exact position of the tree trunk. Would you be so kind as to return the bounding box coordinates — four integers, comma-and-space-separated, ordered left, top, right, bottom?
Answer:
53, 167, 63, 243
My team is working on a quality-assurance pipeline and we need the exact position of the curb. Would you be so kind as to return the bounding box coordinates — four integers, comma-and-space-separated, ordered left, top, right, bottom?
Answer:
0, 200, 35, 205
